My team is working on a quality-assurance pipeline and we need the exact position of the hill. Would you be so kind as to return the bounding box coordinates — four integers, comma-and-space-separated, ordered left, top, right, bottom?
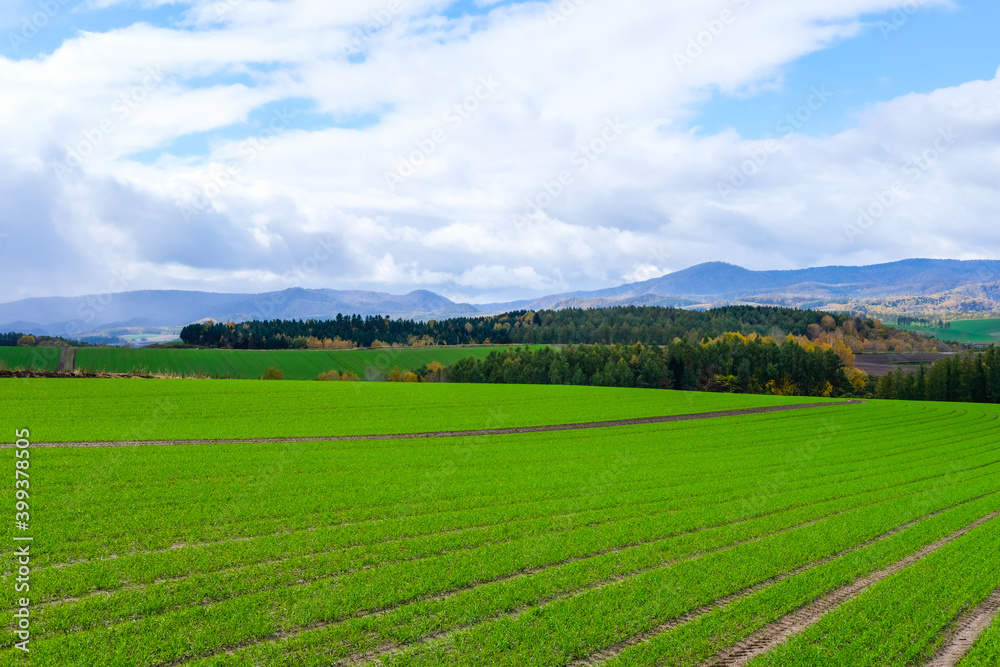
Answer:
0, 288, 480, 337
4, 258, 1000, 337
482, 259, 1000, 315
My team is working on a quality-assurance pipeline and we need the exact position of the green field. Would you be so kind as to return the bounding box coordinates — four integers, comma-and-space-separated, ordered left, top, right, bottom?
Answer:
72, 346, 516, 380
3, 380, 1000, 665
0, 380, 829, 443
0, 347, 60, 372
898, 318, 1000, 343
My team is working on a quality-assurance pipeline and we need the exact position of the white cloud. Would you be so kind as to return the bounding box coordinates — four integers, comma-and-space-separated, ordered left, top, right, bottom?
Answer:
0, 0, 997, 304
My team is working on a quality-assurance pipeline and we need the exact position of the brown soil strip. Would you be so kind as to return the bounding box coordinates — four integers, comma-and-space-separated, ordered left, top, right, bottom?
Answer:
925, 587, 1000, 667
698, 509, 1000, 667
0, 369, 153, 379
57, 346, 76, 373
11, 401, 864, 449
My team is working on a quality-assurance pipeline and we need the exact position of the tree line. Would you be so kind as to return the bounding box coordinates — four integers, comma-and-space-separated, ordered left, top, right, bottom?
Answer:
875, 346, 1000, 404
0, 332, 26, 346
0, 333, 93, 347
179, 305, 947, 352
446, 334, 855, 397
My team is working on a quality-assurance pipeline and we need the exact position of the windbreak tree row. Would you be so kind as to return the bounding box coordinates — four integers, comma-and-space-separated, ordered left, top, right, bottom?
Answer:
448, 337, 852, 398
178, 306, 943, 352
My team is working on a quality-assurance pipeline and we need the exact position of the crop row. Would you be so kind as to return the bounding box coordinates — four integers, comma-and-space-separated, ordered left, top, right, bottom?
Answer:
18, 440, 1000, 643
354, 490, 1000, 666
204, 498, 1000, 667
193, 477, 1000, 666
17, 403, 984, 564
5, 408, 867, 565
4, 395, 998, 665
748, 511, 1000, 666
17, 430, 1000, 665
9, 405, 993, 580
4, 406, 992, 604
596, 493, 1000, 666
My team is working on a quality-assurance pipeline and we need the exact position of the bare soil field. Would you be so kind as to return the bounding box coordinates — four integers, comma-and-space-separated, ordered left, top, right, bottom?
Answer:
854, 352, 955, 376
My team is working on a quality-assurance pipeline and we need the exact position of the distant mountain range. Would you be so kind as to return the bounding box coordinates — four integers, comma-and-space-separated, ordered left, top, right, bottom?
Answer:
492, 259, 1000, 313
3, 258, 1000, 337
0, 288, 481, 337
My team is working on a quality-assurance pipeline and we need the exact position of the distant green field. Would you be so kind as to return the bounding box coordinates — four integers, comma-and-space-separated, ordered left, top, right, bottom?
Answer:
0, 346, 60, 371
898, 318, 1000, 343
73, 346, 515, 380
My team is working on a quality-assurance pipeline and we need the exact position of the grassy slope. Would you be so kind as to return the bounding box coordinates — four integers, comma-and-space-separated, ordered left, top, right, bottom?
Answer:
0, 346, 61, 371
896, 318, 1000, 343
73, 346, 513, 380
0, 380, 835, 443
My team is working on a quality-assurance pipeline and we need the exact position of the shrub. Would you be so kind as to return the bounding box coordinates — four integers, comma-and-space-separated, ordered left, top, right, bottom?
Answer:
317, 370, 341, 381
261, 367, 284, 380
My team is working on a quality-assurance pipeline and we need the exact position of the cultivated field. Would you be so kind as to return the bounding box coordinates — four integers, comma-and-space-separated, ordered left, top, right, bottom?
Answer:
0, 346, 516, 379
853, 352, 954, 376
2, 381, 999, 666
898, 319, 1000, 344
0, 347, 59, 373
72, 347, 517, 380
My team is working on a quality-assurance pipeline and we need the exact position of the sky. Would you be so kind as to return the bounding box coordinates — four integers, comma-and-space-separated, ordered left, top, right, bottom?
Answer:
0, 0, 998, 304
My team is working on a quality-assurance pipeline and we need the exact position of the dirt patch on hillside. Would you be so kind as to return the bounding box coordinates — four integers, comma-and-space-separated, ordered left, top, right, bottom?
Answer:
0, 370, 153, 379
854, 353, 955, 376
57, 346, 77, 373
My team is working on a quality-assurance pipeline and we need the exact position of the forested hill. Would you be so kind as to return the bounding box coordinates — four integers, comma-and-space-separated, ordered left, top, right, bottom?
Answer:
179, 305, 946, 352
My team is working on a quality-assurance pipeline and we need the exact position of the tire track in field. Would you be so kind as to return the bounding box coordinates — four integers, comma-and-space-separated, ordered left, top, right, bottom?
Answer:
57, 346, 76, 373
165, 493, 998, 667
698, 509, 1000, 667
15, 401, 866, 448
925, 587, 1000, 667
565, 499, 1000, 666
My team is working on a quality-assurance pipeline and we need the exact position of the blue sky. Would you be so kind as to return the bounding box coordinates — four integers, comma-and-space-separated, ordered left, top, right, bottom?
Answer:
6, 0, 995, 149
693, 0, 1000, 138
1, 0, 999, 303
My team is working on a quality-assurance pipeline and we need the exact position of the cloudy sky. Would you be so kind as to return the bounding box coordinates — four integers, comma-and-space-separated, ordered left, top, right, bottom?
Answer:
0, 0, 998, 304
